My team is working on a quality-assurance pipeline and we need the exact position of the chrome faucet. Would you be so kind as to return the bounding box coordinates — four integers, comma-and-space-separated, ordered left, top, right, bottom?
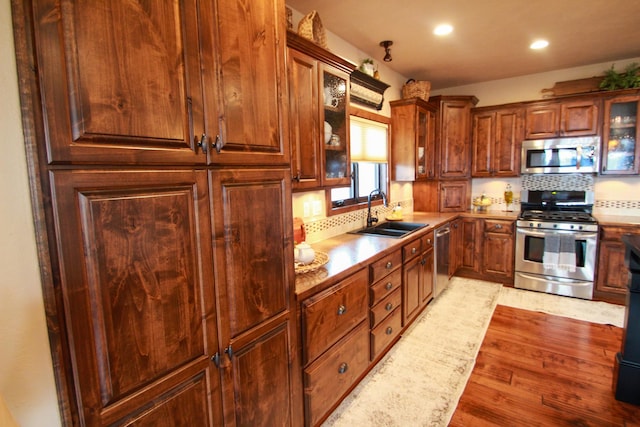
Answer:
366, 189, 388, 228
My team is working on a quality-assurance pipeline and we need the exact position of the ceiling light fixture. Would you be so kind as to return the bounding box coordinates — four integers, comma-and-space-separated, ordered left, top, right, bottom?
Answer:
530, 39, 549, 50
380, 40, 393, 62
434, 24, 453, 36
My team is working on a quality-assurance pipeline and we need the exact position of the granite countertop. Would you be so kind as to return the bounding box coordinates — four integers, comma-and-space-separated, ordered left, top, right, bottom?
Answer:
294, 210, 518, 299
595, 214, 640, 226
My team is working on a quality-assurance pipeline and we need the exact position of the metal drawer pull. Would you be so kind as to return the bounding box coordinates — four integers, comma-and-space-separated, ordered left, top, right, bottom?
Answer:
385, 302, 393, 311
495, 224, 502, 229
386, 261, 393, 269
411, 247, 417, 254
337, 305, 347, 315
338, 363, 349, 374
385, 282, 393, 290
386, 327, 393, 335
427, 238, 431, 244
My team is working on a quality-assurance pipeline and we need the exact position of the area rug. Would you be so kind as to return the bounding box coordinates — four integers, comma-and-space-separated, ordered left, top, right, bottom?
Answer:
498, 286, 625, 327
322, 278, 502, 427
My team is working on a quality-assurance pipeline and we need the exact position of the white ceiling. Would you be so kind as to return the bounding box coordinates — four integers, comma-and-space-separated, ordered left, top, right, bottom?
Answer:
286, 0, 640, 90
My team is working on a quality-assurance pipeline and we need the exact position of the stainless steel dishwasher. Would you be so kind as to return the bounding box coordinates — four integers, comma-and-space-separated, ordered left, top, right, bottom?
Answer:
435, 223, 451, 298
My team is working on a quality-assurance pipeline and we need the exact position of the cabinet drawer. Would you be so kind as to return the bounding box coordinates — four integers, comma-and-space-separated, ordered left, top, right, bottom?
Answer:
402, 237, 422, 262
484, 219, 513, 234
370, 268, 402, 306
302, 268, 368, 364
601, 225, 639, 242
370, 250, 402, 283
304, 321, 369, 427
421, 230, 435, 251
370, 307, 402, 360
370, 288, 401, 328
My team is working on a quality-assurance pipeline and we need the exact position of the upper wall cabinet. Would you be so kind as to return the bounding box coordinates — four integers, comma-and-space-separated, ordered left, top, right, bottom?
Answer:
286, 32, 356, 190
524, 99, 600, 139
31, 0, 289, 166
390, 98, 437, 181
471, 106, 524, 177
601, 94, 640, 175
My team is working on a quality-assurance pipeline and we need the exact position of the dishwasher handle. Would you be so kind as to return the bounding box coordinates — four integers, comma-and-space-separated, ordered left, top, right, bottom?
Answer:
436, 226, 450, 237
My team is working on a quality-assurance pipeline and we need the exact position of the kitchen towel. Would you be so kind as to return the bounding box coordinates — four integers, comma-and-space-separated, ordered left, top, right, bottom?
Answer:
558, 233, 576, 272
543, 233, 576, 272
543, 234, 560, 270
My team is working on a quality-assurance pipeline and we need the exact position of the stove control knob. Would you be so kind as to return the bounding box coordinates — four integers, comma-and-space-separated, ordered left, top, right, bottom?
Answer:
529, 223, 534, 228
553, 224, 558, 228
578, 225, 583, 230
537, 223, 541, 228
570, 225, 575, 230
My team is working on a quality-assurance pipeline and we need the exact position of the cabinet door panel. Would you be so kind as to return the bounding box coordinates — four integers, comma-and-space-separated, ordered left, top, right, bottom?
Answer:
561, 100, 599, 136
33, 0, 205, 165
525, 104, 559, 139
203, 0, 289, 164
403, 256, 422, 325
288, 48, 321, 189
471, 112, 494, 177
440, 102, 472, 178
227, 322, 294, 426
50, 170, 222, 426
494, 109, 524, 176
420, 249, 434, 305
210, 168, 293, 339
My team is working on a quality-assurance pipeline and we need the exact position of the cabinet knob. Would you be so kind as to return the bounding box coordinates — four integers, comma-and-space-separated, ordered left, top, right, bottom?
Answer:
292, 171, 301, 182
386, 327, 393, 335
337, 305, 347, 316
411, 247, 417, 254
210, 352, 220, 367
214, 134, 224, 153
338, 363, 349, 374
385, 282, 393, 291
495, 224, 502, 229
385, 302, 393, 311
427, 238, 431, 244
197, 133, 209, 153
386, 261, 393, 269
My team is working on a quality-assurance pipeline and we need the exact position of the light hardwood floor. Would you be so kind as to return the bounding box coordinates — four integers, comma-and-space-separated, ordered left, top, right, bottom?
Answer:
450, 305, 640, 426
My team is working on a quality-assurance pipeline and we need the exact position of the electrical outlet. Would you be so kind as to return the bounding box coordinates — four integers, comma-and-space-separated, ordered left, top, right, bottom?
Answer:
303, 202, 311, 218
312, 200, 321, 216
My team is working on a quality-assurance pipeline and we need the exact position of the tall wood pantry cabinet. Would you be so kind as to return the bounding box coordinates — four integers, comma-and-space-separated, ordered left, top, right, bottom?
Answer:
11, 1, 302, 426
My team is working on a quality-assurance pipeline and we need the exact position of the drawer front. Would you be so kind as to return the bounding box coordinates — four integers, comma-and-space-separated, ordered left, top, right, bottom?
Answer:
370, 268, 402, 306
370, 250, 402, 283
484, 219, 513, 234
304, 321, 369, 427
601, 225, 639, 242
402, 237, 422, 262
302, 268, 368, 364
421, 230, 435, 251
370, 307, 402, 360
370, 288, 401, 328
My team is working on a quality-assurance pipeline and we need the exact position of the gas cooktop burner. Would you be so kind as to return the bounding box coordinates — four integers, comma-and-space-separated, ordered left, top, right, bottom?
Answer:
519, 210, 596, 223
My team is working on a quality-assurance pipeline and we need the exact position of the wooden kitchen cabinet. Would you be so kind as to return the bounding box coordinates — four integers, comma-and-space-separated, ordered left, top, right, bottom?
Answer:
482, 219, 515, 282
369, 259, 403, 361
524, 99, 600, 139
402, 231, 435, 326
453, 217, 514, 285
287, 32, 356, 189
390, 98, 437, 181
301, 268, 369, 426
472, 106, 525, 177
28, 0, 289, 166
601, 94, 640, 175
413, 179, 471, 212
430, 95, 479, 179
595, 225, 640, 304
13, 0, 303, 425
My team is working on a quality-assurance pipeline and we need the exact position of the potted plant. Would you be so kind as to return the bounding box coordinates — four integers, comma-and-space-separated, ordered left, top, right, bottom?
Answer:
600, 63, 640, 90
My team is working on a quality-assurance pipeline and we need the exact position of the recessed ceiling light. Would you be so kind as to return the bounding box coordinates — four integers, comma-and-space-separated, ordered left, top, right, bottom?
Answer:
434, 24, 453, 36
530, 39, 549, 50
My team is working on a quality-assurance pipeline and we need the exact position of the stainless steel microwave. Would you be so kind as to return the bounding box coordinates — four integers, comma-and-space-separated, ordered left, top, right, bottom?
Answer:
521, 136, 600, 174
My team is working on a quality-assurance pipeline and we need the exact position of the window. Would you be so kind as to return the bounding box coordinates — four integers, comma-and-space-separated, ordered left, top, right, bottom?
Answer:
329, 109, 389, 213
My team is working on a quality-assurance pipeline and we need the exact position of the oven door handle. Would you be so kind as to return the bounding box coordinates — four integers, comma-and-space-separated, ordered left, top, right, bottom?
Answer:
517, 228, 598, 239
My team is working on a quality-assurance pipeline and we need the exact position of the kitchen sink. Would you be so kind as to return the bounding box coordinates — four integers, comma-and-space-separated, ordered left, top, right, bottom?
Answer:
349, 221, 428, 238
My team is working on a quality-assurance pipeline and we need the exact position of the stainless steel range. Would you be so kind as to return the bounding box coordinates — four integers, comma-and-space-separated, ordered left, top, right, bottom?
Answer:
514, 190, 598, 300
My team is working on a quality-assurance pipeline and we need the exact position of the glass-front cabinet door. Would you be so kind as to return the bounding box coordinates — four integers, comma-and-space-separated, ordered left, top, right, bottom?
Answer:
321, 68, 351, 186
602, 95, 640, 175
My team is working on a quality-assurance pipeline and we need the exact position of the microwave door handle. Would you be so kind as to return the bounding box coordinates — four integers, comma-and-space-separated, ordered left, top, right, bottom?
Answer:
576, 145, 582, 170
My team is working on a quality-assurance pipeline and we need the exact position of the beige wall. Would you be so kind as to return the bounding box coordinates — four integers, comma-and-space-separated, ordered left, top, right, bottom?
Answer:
0, 1, 62, 426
